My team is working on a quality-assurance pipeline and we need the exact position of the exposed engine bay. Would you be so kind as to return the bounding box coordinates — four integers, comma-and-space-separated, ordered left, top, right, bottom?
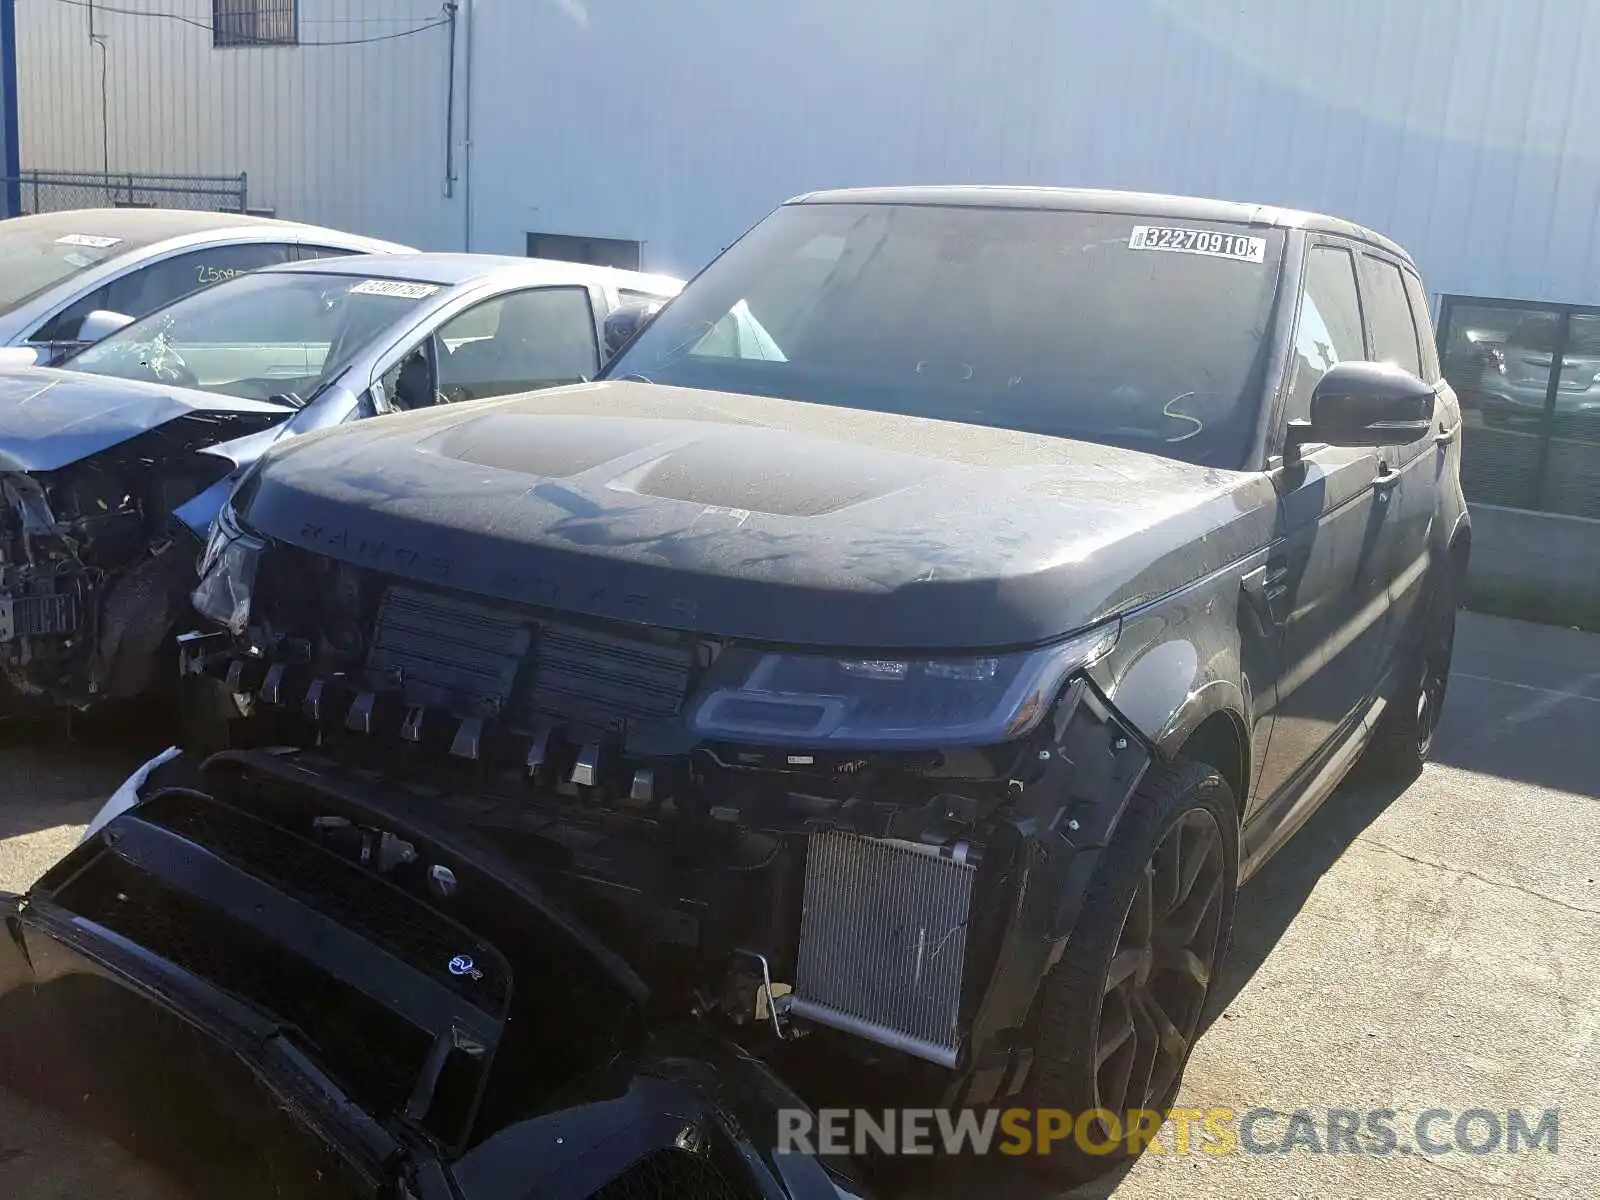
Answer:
0, 411, 280, 707
186, 546, 1150, 1100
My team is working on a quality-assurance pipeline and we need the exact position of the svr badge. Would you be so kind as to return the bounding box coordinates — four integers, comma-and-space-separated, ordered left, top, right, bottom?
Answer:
448, 954, 484, 981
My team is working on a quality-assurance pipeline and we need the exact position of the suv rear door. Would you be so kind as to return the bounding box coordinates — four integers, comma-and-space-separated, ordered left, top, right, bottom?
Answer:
1359, 252, 1445, 679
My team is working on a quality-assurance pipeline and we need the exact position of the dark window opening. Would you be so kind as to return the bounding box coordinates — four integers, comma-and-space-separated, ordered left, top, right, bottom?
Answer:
1439, 295, 1600, 519
526, 232, 641, 271
214, 0, 298, 47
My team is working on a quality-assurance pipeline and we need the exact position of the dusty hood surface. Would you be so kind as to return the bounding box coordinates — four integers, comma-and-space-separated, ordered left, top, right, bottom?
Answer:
0, 366, 293, 472
239, 380, 1280, 648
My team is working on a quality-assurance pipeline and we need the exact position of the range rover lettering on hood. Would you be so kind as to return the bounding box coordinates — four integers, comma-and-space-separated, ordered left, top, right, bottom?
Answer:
239, 381, 1278, 648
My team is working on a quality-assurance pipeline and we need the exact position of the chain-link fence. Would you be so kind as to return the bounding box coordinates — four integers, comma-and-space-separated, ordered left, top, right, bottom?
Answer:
2, 169, 251, 216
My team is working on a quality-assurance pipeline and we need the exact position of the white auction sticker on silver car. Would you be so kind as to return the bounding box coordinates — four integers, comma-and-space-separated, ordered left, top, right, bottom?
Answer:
1129, 225, 1266, 263
349, 279, 442, 299
55, 233, 123, 249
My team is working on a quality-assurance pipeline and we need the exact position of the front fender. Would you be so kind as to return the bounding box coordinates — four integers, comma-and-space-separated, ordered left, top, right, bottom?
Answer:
954, 682, 1151, 1106
1089, 571, 1261, 764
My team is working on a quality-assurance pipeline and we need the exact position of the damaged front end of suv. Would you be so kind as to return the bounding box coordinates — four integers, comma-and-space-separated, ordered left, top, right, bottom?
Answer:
0, 368, 291, 709
170, 391, 1183, 1115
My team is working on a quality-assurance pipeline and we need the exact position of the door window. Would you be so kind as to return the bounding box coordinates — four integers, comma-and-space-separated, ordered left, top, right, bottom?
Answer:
1362, 257, 1423, 377
434, 287, 599, 403
30, 242, 295, 344
1401, 271, 1440, 382
1286, 246, 1367, 425
295, 244, 364, 261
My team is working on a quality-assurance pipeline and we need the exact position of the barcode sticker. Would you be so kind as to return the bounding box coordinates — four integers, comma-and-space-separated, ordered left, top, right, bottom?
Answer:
1129, 225, 1266, 263
56, 234, 122, 249
349, 279, 442, 299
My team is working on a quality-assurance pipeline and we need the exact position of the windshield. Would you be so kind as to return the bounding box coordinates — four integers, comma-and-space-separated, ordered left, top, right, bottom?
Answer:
65, 271, 443, 403
604, 203, 1284, 466
0, 226, 135, 315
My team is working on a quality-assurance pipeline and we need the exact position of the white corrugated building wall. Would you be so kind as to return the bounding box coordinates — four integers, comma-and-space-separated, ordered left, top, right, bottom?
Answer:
12, 0, 1600, 303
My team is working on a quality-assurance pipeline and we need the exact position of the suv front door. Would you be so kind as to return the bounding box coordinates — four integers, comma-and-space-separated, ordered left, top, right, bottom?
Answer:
1252, 240, 1405, 809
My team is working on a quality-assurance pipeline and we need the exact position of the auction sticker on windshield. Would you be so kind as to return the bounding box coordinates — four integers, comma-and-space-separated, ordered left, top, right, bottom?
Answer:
350, 279, 442, 299
1129, 225, 1266, 263
55, 233, 123, 249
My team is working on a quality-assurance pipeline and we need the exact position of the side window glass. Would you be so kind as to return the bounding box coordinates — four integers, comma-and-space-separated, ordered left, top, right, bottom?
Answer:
1286, 245, 1366, 424
379, 339, 439, 413
435, 287, 599, 403
1363, 257, 1423, 377
100, 243, 296, 323
1402, 271, 1440, 382
29, 285, 110, 344
295, 244, 362, 262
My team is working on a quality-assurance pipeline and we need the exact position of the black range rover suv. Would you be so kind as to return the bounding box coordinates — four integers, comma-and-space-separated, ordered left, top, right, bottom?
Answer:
9, 188, 1467, 1185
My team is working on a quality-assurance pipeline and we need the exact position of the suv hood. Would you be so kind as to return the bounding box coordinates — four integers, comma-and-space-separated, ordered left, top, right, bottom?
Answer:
240, 381, 1279, 648
0, 366, 294, 472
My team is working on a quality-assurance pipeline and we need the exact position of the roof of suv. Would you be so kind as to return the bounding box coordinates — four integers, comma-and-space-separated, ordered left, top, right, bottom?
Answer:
789, 185, 1411, 264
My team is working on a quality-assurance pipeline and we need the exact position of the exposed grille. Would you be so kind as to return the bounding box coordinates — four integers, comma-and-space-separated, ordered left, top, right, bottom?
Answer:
367, 587, 529, 714
363, 584, 692, 732
791, 831, 974, 1068
519, 622, 693, 729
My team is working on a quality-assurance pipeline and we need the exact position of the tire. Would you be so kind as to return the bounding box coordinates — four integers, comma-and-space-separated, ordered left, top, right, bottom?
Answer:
1026, 758, 1238, 1180
1364, 564, 1458, 781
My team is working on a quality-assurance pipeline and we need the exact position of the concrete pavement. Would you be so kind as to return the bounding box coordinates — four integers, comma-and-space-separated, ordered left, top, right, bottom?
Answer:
0, 611, 1596, 1199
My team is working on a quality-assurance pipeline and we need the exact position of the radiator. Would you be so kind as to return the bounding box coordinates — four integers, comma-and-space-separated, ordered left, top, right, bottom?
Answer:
790, 831, 975, 1068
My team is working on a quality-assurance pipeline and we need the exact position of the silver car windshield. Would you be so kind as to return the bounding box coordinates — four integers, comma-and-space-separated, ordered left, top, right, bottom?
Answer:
66, 271, 443, 403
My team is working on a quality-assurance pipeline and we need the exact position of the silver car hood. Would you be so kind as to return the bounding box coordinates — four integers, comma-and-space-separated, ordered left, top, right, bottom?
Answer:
0, 366, 294, 472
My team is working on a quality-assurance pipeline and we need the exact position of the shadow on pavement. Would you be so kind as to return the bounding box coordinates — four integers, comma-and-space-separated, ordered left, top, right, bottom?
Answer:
0, 702, 173, 841
1427, 610, 1600, 796
1203, 767, 1410, 1031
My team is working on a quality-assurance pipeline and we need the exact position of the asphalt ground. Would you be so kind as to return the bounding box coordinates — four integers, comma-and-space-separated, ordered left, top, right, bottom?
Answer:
0, 610, 1595, 1199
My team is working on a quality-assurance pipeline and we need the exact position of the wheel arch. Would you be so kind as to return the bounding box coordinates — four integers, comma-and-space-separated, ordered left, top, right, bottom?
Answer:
1171, 706, 1250, 816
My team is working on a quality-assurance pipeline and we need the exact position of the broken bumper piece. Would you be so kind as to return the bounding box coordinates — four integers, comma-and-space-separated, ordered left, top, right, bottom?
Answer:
7, 750, 871, 1200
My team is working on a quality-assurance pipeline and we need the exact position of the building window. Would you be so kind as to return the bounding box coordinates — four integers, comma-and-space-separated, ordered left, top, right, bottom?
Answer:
214, 0, 298, 47
1439, 296, 1600, 520
527, 232, 641, 271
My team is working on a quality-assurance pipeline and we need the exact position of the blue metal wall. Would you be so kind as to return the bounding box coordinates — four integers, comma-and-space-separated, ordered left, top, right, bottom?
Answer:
1, 0, 19, 216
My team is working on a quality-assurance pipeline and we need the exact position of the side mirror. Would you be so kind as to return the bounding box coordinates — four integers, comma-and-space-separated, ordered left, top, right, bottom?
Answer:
0, 346, 46, 369
76, 309, 137, 344
602, 300, 664, 358
1298, 361, 1435, 449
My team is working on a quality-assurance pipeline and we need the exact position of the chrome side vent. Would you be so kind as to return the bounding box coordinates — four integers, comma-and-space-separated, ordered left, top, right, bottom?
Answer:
789, 831, 974, 1068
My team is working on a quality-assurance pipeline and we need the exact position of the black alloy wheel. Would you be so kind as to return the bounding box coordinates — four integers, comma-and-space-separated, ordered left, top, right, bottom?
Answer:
1413, 598, 1455, 761
1027, 758, 1238, 1181
1093, 806, 1226, 1125
1367, 564, 1458, 779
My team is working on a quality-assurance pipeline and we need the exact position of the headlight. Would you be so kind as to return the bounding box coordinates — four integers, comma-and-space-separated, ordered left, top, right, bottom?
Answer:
687, 621, 1118, 747
190, 499, 264, 635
